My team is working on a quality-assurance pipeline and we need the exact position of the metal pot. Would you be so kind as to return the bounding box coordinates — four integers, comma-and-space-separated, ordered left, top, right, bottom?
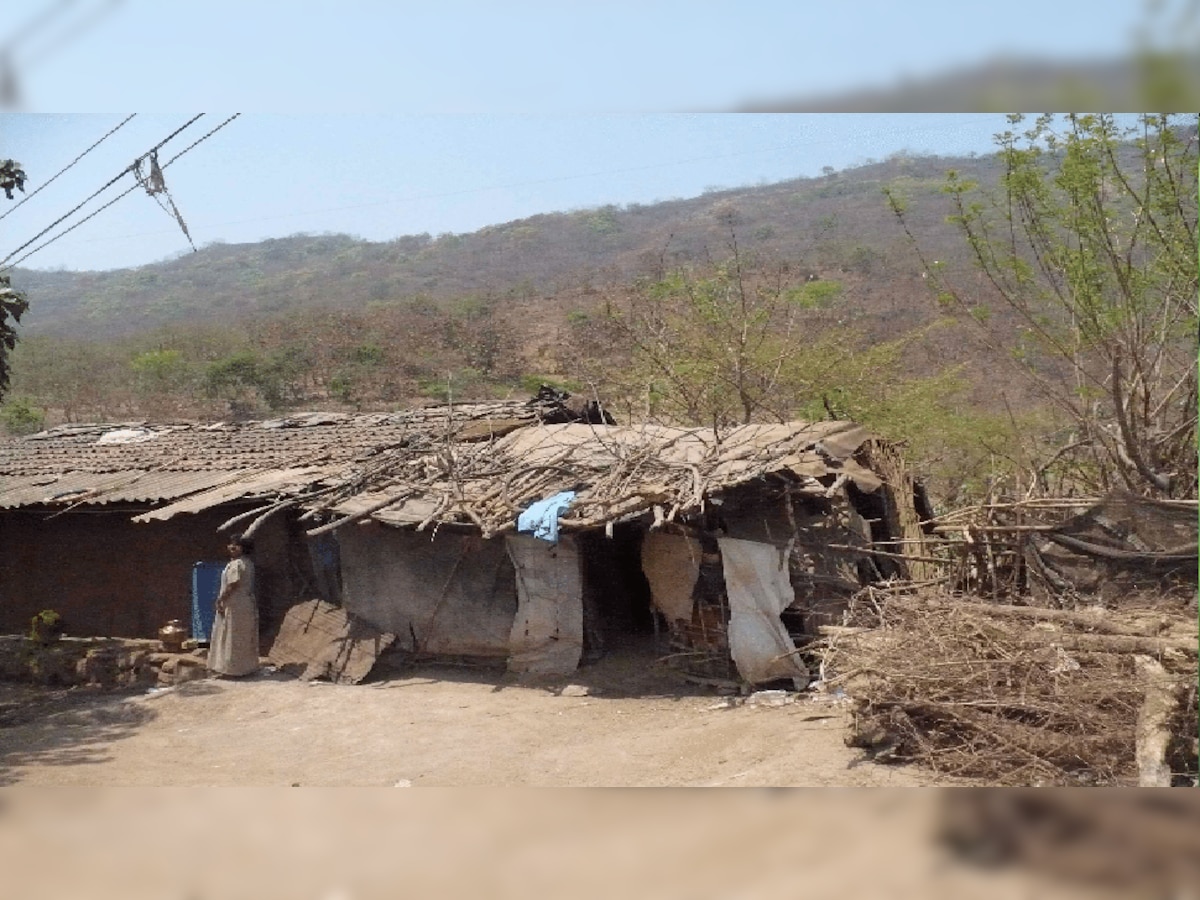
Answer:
158, 619, 187, 653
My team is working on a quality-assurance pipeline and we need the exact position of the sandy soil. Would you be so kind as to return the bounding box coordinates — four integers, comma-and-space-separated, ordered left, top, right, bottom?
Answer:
0, 639, 935, 787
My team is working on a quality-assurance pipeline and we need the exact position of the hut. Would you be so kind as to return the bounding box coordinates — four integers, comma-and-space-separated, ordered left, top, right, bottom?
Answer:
0, 395, 931, 686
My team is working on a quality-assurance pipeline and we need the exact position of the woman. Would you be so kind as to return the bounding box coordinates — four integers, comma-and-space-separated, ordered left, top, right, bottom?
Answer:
208, 533, 259, 677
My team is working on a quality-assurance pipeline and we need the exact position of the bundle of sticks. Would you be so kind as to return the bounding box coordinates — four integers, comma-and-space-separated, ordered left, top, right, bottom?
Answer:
819, 586, 1197, 786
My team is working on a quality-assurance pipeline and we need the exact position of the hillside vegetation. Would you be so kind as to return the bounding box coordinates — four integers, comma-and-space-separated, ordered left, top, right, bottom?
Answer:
4, 115, 1195, 505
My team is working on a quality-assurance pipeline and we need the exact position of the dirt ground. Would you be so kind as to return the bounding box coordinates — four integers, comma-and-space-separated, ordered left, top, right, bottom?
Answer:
0, 637, 935, 787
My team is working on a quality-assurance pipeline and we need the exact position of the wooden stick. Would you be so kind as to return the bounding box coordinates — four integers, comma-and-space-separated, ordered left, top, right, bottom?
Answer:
931, 524, 1057, 534
243, 499, 297, 539
813, 542, 954, 566
306, 492, 411, 537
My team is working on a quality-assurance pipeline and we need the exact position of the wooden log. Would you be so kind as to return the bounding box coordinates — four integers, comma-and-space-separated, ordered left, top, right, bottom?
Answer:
919, 599, 1166, 637
1134, 656, 1183, 787
1018, 632, 1196, 656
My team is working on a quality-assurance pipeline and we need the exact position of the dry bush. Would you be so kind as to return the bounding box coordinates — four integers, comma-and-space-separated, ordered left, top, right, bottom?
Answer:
825, 588, 1196, 786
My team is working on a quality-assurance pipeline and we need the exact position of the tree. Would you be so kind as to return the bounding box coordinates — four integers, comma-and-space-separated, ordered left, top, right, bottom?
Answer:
581, 228, 957, 430
594, 233, 816, 426
0, 159, 28, 401
888, 114, 1198, 498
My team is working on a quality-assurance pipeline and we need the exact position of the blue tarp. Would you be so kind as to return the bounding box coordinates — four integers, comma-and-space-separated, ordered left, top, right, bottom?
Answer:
191, 561, 224, 642
517, 490, 577, 543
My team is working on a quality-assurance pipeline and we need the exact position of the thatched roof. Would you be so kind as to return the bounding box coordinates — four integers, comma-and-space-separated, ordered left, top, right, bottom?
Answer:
301, 419, 887, 538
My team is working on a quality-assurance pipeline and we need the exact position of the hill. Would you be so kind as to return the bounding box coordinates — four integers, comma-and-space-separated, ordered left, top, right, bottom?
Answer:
8, 150, 999, 340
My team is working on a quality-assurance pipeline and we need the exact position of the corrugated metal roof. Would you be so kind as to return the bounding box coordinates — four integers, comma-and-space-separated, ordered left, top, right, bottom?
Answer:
132, 468, 329, 522
328, 492, 440, 527
0, 400, 563, 512
0, 470, 244, 509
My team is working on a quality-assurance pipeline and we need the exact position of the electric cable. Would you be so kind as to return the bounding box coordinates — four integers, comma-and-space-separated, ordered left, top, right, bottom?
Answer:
0, 113, 203, 266
0, 113, 136, 223
1, 113, 239, 271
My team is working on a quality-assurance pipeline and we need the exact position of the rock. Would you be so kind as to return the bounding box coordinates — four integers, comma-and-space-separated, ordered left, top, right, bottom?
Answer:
173, 664, 207, 684
120, 651, 150, 670
746, 690, 794, 708
560, 684, 590, 697
705, 698, 740, 710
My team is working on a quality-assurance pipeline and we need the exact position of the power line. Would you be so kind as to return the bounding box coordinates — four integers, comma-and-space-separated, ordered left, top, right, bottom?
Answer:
0, 113, 203, 266
160, 113, 240, 167
0, 112, 136, 223
1, 113, 240, 271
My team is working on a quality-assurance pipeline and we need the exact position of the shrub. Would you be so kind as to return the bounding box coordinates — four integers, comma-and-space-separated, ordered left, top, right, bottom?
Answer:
1, 397, 45, 435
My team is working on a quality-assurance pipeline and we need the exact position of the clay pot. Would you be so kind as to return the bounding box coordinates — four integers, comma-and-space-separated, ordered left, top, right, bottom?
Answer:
158, 619, 187, 653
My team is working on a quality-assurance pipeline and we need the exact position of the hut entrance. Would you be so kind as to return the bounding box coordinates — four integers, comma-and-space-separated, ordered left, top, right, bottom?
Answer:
577, 526, 656, 663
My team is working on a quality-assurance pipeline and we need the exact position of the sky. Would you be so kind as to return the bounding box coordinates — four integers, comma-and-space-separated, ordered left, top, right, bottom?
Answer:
0, 1, 1178, 112
0, 0, 1187, 271
0, 112, 1026, 271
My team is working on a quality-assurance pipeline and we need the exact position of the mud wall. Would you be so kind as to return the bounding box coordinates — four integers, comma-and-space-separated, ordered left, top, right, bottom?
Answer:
0, 505, 300, 640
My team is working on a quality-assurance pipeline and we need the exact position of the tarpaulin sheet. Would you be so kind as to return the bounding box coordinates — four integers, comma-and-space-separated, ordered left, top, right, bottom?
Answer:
190, 561, 224, 642
718, 537, 809, 687
640, 531, 701, 624
505, 533, 583, 675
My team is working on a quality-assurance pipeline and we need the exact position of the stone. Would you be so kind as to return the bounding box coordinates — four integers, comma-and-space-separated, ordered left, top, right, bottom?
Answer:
560, 684, 590, 697
119, 651, 150, 670
746, 690, 794, 708
173, 665, 207, 684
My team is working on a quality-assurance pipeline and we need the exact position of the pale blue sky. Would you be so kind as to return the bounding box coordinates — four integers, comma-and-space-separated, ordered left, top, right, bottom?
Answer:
0, 1, 1167, 111
0, 112, 1022, 271
0, 0, 1174, 272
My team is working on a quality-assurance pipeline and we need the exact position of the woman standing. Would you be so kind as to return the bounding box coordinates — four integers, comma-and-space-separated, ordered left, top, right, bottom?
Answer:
208, 534, 259, 677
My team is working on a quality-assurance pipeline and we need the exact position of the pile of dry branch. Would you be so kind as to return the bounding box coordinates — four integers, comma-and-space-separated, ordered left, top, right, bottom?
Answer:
296, 421, 874, 540
821, 587, 1197, 786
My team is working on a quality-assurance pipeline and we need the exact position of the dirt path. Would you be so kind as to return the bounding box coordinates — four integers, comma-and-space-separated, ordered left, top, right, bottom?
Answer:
0, 643, 934, 787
